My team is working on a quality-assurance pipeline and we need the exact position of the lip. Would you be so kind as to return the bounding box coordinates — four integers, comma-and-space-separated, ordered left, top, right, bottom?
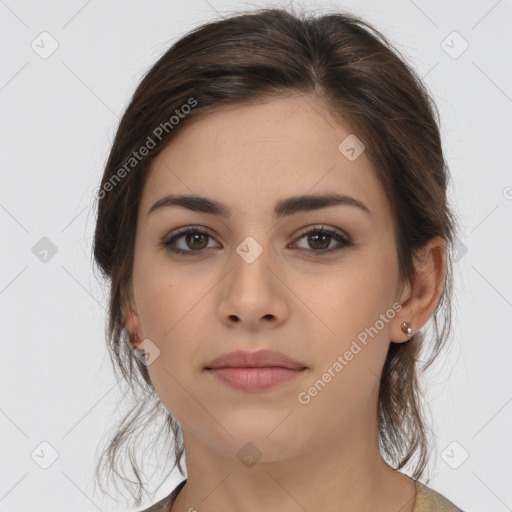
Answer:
207, 367, 306, 392
204, 349, 306, 370
204, 350, 308, 392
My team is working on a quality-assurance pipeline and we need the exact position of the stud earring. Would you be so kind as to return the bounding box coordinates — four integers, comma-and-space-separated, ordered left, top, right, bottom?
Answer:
401, 322, 413, 338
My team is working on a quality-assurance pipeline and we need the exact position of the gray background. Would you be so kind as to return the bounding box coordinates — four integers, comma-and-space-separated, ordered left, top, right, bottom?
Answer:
1, 0, 511, 510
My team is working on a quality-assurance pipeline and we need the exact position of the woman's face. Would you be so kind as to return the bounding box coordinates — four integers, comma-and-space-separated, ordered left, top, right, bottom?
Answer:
127, 94, 410, 463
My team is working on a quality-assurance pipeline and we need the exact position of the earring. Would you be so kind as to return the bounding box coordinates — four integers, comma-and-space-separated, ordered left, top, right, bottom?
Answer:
401, 322, 413, 338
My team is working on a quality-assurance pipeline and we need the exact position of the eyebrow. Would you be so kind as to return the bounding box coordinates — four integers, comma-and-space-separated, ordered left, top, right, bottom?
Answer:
147, 192, 371, 218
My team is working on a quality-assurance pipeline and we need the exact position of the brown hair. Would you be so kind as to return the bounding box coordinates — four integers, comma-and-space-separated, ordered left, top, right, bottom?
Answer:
92, 6, 459, 505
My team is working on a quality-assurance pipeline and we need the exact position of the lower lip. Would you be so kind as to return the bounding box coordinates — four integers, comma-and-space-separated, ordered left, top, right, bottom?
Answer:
206, 367, 306, 391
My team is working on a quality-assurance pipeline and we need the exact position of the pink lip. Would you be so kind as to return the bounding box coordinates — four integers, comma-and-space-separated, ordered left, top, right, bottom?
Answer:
207, 367, 305, 391
204, 350, 307, 392
205, 349, 306, 370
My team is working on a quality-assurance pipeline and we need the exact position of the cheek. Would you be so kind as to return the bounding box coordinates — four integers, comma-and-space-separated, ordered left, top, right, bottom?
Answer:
302, 259, 395, 346
297, 252, 398, 391
132, 257, 212, 418
289, 269, 397, 436
133, 242, 209, 341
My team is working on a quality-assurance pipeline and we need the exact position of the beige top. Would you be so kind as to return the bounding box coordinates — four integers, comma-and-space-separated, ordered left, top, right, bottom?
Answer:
139, 478, 463, 511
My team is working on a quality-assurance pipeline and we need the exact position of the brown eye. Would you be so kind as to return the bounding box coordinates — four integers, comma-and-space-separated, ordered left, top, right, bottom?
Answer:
291, 225, 353, 257
162, 225, 353, 258
184, 232, 209, 250
306, 232, 331, 251
162, 227, 219, 255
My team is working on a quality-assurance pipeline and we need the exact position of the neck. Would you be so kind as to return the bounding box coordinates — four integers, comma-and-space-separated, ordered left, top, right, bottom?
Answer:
171, 409, 416, 512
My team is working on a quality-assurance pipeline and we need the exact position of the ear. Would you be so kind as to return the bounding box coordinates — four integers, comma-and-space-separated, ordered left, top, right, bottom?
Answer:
121, 282, 144, 351
390, 236, 447, 343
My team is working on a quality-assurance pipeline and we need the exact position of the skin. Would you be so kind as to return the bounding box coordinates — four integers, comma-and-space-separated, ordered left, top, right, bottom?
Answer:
123, 93, 446, 512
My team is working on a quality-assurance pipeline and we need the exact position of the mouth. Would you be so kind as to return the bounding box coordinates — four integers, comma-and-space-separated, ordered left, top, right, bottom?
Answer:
204, 349, 307, 371
205, 366, 307, 392
204, 349, 308, 392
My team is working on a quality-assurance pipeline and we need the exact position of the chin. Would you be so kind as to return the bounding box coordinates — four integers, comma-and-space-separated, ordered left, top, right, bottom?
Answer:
206, 422, 305, 461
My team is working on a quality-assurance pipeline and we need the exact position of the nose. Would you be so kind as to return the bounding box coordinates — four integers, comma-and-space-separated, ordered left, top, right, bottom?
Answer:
217, 244, 290, 331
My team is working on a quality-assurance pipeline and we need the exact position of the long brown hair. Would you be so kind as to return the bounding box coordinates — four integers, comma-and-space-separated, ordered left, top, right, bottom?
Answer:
92, 6, 459, 505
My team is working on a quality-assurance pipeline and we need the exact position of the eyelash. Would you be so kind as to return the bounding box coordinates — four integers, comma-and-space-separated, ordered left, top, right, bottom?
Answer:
161, 224, 354, 257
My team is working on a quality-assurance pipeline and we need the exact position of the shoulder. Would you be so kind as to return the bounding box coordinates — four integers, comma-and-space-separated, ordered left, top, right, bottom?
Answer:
138, 478, 464, 511
413, 480, 464, 512
138, 479, 187, 512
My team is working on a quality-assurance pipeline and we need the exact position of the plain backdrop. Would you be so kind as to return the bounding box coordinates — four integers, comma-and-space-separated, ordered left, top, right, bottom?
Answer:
1, 0, 511, 511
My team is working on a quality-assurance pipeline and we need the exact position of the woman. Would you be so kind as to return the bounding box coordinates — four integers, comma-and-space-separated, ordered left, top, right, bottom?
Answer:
93, 7, 464, 511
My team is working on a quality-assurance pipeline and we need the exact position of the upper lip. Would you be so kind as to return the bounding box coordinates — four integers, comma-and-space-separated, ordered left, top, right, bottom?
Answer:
205, 350, 307, 370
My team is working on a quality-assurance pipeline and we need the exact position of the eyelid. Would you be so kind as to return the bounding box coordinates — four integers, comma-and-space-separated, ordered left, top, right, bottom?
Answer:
164, 224, 216, 240
292, 224, 349, 241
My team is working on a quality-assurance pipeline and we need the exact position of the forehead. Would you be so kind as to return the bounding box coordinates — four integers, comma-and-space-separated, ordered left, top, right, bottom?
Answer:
141, 94, 391, 226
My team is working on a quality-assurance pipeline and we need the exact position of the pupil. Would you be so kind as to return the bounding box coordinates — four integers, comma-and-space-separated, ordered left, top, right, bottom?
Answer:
188, 233, 207, 249
310, 233, 329, 250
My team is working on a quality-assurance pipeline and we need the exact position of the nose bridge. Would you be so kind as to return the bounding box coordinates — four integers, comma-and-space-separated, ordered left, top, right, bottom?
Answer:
230, 233, 275, 296
217, 231, 288, 327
